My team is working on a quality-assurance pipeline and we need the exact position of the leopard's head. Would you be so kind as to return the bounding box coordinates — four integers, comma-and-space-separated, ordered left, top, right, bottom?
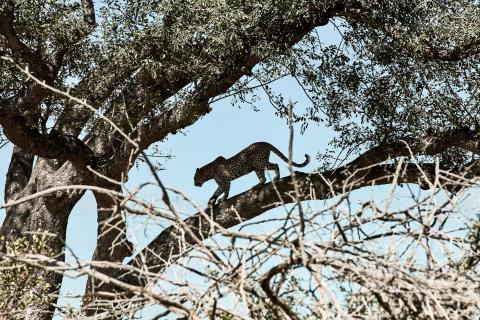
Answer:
194, 167, 207, 187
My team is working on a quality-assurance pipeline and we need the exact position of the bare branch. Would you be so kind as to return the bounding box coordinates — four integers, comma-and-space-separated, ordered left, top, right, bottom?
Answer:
259, 260, 302, 320
349, 127, 480, 169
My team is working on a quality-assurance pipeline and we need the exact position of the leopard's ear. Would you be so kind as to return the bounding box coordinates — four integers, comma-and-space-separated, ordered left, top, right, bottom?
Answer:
196, 168, 199, 172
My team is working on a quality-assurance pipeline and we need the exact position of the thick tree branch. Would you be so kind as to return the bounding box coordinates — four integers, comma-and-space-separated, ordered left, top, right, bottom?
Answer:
79, 67, 192, 165
124, 158, 480, 286
127, 3, 351, 156
0, 54, 104, 169
0, 100, 97, 168
349, 126, 480, 169
131, 66, 254, 151
117, 116, 480, 287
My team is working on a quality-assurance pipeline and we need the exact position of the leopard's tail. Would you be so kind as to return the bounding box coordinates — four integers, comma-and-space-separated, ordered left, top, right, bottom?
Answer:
269, 144, 310, 167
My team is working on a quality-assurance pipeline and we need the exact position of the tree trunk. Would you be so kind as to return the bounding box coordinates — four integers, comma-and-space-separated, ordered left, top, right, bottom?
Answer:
1, 154, 86, 319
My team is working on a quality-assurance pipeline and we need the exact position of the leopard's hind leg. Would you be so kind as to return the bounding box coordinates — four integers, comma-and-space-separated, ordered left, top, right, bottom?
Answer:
265, 163, 280, 180
255, 169, 266, 185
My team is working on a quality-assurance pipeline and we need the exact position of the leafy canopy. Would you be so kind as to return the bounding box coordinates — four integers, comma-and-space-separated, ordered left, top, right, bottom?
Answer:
0, 0, 478, 166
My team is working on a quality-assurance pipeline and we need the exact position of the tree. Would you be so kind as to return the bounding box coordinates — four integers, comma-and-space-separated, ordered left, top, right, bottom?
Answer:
0, 0, 479, 319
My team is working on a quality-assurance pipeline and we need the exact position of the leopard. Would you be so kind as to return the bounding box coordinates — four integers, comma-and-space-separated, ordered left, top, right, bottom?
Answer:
194, 142, 310, 205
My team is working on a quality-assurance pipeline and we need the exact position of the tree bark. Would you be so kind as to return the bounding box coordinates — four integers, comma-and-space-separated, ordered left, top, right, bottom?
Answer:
4, 146, 34, 203
1, 158, 86, 319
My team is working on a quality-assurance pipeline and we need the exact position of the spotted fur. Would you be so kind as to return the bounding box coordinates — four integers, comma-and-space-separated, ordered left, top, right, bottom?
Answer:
194, 142, 310, 204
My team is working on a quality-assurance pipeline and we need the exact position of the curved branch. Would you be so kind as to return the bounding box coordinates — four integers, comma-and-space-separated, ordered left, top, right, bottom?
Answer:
259, 260, 302, 320
123, 158, 480, 286
349, 127, 480, 169
124, 2, 351, 160
0, 98, 97, 168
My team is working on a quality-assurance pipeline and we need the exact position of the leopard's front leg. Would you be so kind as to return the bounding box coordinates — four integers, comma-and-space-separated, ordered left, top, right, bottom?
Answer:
209, 180, 230, 205
208, 187, 222, 205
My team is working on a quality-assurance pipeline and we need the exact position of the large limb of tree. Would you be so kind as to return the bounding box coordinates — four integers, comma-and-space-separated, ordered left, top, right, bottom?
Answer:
122, 127, 480, 285
0, 93, 98, 168
125, 158, 479, 286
